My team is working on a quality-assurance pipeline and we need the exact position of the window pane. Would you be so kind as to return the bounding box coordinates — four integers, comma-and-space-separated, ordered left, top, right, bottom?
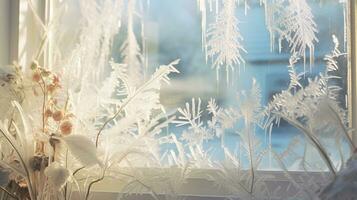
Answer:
109, 0, 347, 169
52, 0, 349, 170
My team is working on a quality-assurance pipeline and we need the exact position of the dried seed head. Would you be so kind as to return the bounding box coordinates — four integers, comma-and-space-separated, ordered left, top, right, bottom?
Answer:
30, 61, 38, 70
29, 156, 45, 171
60, 121, 72, 135
52, 110, 63, 121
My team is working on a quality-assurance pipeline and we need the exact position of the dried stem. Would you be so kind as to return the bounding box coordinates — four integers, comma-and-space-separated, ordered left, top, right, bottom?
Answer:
84, 168, 106, 200
39, 76, 46, 133
0, 186, 19, 200
73, 167, 85, 176
84, 177, 104, 200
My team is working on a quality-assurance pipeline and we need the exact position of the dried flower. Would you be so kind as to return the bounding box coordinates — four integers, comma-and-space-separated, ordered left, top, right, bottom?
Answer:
47, 84, 57, 93
52, 98, 58, 105
32, 72, 41, 82
60, 121, 72, 135
52, 110, 63, 121
53, 75, 60, 84
44, 109, 53, 118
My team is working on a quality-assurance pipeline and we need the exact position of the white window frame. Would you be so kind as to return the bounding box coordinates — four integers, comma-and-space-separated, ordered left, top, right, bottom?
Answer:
1, 0, 48, 69
349, 0, 357, 145
0, 0, 19, 67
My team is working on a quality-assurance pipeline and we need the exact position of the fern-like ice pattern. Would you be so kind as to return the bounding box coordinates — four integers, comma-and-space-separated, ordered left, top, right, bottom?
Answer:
206, 0, 246, 83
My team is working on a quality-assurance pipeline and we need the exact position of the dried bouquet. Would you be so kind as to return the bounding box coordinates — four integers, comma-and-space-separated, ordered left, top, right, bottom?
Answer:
0, 55, 183, 200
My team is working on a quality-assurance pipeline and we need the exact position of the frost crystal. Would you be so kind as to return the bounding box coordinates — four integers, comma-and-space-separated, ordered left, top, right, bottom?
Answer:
206, 0, 246, 83
120, 0, 144, 87
265, 0, 318, 68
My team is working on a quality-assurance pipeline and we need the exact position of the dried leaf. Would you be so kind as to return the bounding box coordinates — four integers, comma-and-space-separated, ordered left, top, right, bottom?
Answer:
62, 135, 102, 167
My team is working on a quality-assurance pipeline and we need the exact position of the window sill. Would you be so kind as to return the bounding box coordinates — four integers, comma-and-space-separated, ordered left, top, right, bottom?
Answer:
74, 168, 328, 199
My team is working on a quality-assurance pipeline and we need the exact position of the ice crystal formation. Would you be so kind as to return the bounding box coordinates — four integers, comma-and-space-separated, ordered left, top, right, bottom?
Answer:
0, 0, 354, 200
198, 0, 318, 81
120, 0, 145, 86
264, 0, 318, 68
198, 0, 247, 83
